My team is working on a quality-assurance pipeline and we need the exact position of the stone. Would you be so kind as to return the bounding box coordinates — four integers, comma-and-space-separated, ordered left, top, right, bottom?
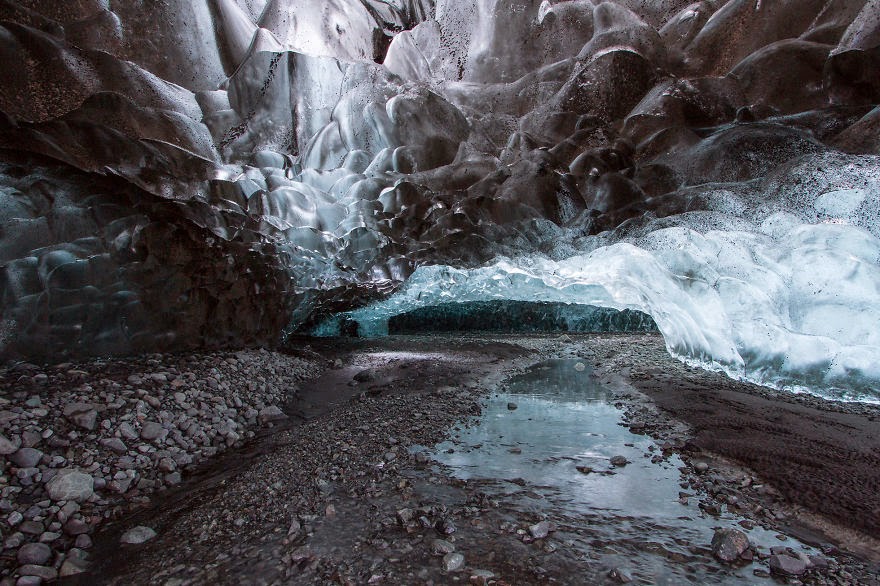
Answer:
17, 542, 51, 565
9, 448, 43, 468
769, 554, 807, 576
99, 438, 128, 454
442, 552, 465, 572
694, 462, 709, 473
529, 520, 555, 539
63, 403, 98, 431
469, 569, 495, 585
45, 469, 94, 503
711, 528, 751, 562
608, 568, 632, 583
120, 526, 157, 544
610, 455, 628, 467
64, 518, 90, 535
139, 422, 167, 442
118, 423, 139, 440
16, 576, 43, 586
507, 402, 518, 410
75, 534, 93, 548
8, 511, 23, 525
0, 434, 20, 455
18, 565, 58, 581
258, 406, 287, 423
431, 539, 456, 555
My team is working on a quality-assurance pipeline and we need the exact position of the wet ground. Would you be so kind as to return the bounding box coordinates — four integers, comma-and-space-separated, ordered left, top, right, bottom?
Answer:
78, 334, 880, 585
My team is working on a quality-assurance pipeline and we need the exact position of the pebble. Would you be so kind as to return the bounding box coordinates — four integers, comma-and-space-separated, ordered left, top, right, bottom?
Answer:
507, 402, 518, 410
9, 448, 43, 468
0, 433, 21, 455
442, 552, 465, 572
609, 455, 628, 467
120, 526, 157, 545
608, 568, 632, 583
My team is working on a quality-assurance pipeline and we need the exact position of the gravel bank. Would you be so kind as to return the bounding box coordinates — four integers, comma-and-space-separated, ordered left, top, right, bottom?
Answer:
0, 349, 322, 583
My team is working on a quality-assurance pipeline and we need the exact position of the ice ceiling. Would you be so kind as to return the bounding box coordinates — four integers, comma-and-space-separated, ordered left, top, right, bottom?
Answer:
1, 1, 879, 399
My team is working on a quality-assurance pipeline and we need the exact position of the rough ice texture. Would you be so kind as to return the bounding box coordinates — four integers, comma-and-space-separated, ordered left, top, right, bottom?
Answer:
0, 1, 879, 399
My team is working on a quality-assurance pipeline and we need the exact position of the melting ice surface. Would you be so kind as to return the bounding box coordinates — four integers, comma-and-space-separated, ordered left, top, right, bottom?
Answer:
429, 359, 818, 584
325, 217, 880, 402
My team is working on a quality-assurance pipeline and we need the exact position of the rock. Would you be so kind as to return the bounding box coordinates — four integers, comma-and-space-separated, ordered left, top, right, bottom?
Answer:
470, 569, 495, 585
694, 462, 709, 473
139, 421, 167, 442
99, 438, 128, 454
610, 455, 629, 467
16, 576, 43, 586
18, 565, 58, 581
45, 469, 94, 502
75, 534, 93, 548
9, 448, 43, 468
576, 465, 593, 474
442, 552, 465, 572
8, 511, 23, 525
608, 567, 632, 583
258, 406, 287, 423
118, 423, 138, 440
431, 539, 456, 555
63, 403, 98, 431
529, 520, 555, 539
507, 402, 518, 410
64, 518, 90, 536
0, 434, 20, 455
59, 549, 89, 577
574, 362, 586, 372
17, 543, 51, 565
120, 526, 157, 544
769, 554, 807, 576
711, 528, 751, 562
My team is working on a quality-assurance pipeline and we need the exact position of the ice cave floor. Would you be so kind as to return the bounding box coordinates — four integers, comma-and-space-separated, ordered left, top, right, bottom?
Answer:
3, 334, 880, 585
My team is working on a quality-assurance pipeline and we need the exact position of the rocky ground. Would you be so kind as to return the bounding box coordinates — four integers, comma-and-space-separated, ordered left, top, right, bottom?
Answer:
0, 348, 323, 584
2, 334, 879, 585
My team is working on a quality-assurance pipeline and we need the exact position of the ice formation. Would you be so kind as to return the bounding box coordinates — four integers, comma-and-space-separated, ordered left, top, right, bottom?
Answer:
1, 1, 879, 399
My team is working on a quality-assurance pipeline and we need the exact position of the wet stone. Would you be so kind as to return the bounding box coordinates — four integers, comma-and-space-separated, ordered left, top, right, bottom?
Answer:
442, 552, 465, 572
769, 554, 808, 576
608, 567, 632, 583
9, 448, 42, 468
431, 539, 456, 555
609, 455, 628, 467
711, 528, 751, 562
529, 520, 555, 539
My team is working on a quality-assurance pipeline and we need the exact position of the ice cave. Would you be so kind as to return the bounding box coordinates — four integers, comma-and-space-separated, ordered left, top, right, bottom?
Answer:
1, 1, 879, 584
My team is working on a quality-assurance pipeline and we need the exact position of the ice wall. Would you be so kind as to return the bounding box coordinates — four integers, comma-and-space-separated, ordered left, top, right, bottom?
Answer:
0, 1, 879, 399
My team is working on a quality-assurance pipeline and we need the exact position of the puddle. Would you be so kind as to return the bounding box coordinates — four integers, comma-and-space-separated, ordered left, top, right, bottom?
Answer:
428, 359, 818, 584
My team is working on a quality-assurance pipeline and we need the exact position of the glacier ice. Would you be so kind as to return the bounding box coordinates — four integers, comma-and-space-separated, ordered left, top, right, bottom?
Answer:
1, 0, 879, 401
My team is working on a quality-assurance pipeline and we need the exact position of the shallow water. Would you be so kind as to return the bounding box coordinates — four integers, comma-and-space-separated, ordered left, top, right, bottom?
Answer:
430, 359, 818, 584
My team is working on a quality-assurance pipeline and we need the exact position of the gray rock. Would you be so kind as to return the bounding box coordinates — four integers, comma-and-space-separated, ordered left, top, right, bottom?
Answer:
99, 438, 128, 454
19, 521, 44, 535
442, 552, 465, 572
63, 403, 98, 431
16, 576, 43, 586
529, 520, 555, 539
18, 564, 58, 581
608, 568, 632, 583
9, 448, 43, 468
258, 406, 287, 423
469, 569, 495, 585
118, 422, 138, 440
507, 402, 518, 410
120, 525, 157, 544
64, 518, 90, 536
769, 554, 807, 576
7, 511, 23, 525
139, 421, 167, 442
431, 539, 456, 555
75, 534, 93, 549
0, 434, 21, 455
17, 542, 51, 565
45, 469, 94, 503
711, 528, 751, 562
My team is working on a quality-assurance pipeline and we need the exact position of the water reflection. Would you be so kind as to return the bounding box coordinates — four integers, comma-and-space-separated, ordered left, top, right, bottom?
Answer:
431, 359, 816, 584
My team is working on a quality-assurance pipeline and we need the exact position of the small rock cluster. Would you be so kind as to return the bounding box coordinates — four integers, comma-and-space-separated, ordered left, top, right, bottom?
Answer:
0, 348, 321, 583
